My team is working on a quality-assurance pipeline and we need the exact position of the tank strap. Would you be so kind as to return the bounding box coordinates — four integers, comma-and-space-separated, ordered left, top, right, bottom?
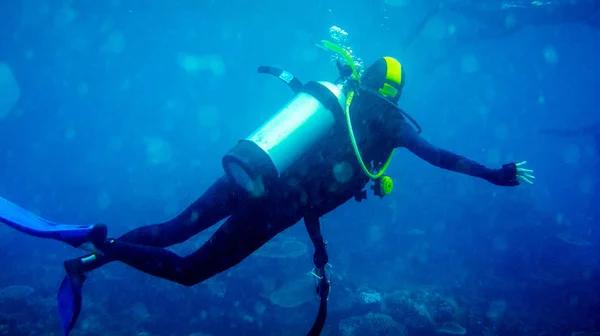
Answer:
257, 66, 304, 94
302, 81, 345, 123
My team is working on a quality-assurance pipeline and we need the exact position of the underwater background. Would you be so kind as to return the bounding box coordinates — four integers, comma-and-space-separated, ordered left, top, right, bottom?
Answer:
0, 0, 598, 335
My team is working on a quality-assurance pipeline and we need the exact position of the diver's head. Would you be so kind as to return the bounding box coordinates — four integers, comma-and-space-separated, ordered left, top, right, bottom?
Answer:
360, 57, 405, 104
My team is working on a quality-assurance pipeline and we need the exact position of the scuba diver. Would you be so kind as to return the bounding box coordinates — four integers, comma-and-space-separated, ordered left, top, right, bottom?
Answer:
540, 121, 600, 157
0, 41, 534, 336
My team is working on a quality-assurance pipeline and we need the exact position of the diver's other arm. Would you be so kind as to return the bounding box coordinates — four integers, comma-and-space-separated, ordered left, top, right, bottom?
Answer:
398, 122, 529, 186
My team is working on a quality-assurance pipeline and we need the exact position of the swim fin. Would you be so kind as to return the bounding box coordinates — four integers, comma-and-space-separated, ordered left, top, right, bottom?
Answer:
57, 274, 84, 336
0, 196, 107, 251
0, 196, 105, 336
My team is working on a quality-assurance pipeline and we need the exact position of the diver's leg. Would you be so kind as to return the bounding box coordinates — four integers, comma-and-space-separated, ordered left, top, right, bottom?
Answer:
93, 190, 304, 286
116, 175, 242, 246
66, 175, 242, 276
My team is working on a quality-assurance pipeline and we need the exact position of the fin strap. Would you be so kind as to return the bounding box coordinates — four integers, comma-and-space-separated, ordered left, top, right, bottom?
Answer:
304, 215, 329, 336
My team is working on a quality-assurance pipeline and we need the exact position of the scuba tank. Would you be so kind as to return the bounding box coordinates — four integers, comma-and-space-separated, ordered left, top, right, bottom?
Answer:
222, 70, 346, 197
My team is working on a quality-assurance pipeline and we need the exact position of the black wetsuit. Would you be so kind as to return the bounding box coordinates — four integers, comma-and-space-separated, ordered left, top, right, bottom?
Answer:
69, 90, 517, 286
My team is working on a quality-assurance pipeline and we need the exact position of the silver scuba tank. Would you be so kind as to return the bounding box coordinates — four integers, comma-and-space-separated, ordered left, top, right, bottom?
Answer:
222, 81, 346, 196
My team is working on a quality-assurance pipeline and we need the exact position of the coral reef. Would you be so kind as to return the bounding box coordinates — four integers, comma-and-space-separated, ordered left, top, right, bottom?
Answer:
339, 312, 407, 336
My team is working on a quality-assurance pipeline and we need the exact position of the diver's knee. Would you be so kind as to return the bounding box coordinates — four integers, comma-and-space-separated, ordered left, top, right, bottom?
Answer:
174, 261, 205, 287
178, 277, 199, 287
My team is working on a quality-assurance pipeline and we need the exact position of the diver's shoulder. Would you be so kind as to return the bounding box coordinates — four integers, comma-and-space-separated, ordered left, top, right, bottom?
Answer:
383, 110, 410, 131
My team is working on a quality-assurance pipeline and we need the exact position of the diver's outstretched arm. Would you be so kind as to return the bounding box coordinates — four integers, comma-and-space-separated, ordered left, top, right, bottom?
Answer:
396, 120, 520, 186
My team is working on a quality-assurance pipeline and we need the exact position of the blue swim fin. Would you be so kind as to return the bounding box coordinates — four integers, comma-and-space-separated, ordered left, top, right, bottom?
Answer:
57, 274, 84, 336
0, 196, 106, 250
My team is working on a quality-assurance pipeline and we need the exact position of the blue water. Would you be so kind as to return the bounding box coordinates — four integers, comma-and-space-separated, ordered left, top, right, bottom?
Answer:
0, 1, 598, 335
